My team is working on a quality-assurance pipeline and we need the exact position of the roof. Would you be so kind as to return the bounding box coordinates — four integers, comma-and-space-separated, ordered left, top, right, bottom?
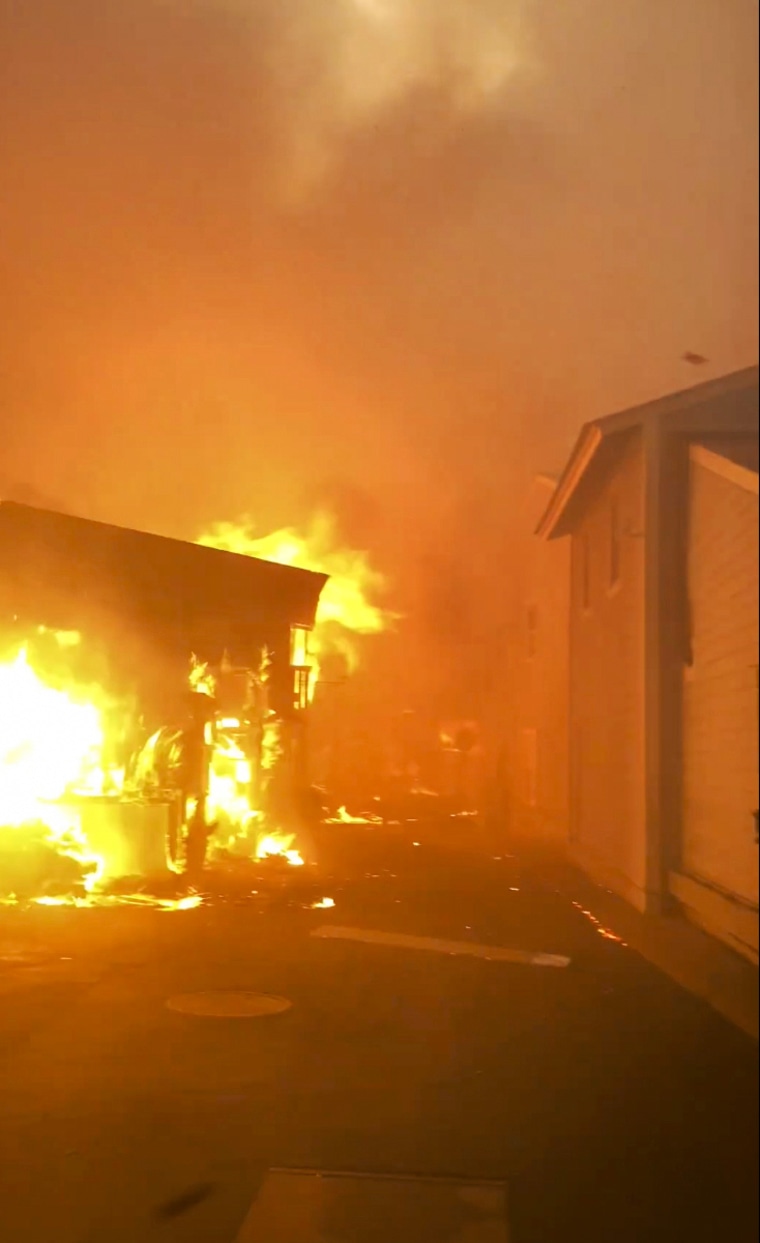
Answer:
537, 366, 759, 539
0, 503, 327, 640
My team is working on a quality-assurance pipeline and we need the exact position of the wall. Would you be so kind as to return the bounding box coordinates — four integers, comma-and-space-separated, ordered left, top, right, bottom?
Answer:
568, 434, 648, 907
678, 449, 759, 960
504, 478, 570, 842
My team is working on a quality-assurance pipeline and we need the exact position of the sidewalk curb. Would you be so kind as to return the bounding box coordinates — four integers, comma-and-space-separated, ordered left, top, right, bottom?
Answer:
516, 844, 759, 1040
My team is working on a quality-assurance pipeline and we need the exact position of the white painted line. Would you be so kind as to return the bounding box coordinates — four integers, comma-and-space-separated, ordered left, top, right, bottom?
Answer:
235, 1169, 509, 1241
310, 925, 571, 968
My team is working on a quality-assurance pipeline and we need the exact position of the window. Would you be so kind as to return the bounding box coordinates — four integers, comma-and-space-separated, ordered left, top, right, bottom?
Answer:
526, 604, 538, 658
293, 667, 310, 711
291, 626, 312, 710
290, 626, 309, 668
609, 498, 621, 588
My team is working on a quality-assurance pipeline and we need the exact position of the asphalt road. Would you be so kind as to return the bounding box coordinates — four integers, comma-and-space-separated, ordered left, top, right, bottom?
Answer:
1, 823, 757, 1243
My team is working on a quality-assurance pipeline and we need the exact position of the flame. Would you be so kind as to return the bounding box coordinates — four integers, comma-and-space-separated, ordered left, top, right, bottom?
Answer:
189, 654, 216, 697
24, 892, 205, 912
206, 727, 262, 854
255, 831, 305, 868
197, 512, 395, 688
0, 645, 120, 891
261, 716, 283, 772
326, 806, 383, 825
1, 638, 310, 899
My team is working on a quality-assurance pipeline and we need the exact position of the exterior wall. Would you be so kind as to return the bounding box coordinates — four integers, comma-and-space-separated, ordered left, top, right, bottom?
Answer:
569, 435, 648, 907
505, 480, 570, 842
678, 452, 759, 960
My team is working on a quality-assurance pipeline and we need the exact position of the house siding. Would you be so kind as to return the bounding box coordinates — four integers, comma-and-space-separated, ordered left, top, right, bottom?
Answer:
569, 434, 647, 906
503, 481, 570, 843
679, 455, 759, 957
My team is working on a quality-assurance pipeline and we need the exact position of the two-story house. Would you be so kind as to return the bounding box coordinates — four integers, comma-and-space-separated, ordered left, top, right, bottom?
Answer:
535, 367, 758, 962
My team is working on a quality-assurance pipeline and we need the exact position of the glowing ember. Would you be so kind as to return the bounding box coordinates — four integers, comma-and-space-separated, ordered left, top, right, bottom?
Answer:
197, 512, 395, 686
572, 901, 627, 945
311, 896, 335, 909
255, 831, 305, 867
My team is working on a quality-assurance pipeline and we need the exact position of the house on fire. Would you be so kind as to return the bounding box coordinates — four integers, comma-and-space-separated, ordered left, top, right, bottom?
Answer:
0, 501, 327, 786
513, 366, 758, 964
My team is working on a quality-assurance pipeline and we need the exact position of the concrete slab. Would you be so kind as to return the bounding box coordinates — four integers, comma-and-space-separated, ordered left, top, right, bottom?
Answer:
236, 1170, 509, 1242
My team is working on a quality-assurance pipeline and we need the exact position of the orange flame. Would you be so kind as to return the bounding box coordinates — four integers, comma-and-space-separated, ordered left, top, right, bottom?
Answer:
0, 643, 120, 891
196, 512, 395, 688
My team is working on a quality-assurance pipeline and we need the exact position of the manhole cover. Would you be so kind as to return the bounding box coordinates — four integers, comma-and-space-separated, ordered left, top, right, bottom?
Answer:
166, 991, 292, 1017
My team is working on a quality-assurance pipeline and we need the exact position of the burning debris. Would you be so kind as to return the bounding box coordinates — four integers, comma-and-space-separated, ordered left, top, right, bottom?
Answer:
0, 620, 309, 901
0, 502, 397, 904
324, 806, 384, 825
255, 832, 305, 869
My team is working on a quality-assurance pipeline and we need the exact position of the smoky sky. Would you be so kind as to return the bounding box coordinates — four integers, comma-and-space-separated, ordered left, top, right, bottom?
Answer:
1, 0, 758, 654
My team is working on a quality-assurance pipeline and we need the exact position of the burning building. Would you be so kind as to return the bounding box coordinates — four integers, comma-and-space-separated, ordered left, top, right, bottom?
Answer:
0, 501, 327, 890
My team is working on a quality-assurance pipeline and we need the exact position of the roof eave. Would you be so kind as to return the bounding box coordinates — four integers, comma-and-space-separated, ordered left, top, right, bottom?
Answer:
535, 424, 603, 540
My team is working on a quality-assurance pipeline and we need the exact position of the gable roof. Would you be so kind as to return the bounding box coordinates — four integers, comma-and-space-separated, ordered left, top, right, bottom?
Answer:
536, 366, 759, 539
0, 502, 327, 639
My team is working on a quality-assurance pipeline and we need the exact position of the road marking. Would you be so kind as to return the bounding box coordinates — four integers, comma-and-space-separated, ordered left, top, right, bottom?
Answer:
235, 1169, 509, 1241
311, 924, 570, 968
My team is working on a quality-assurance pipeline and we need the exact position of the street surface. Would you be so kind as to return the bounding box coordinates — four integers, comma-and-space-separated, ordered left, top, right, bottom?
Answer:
1, 821, 757, 1242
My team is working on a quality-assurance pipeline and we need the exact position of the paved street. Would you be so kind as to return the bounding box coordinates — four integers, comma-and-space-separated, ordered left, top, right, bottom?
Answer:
1, 823, 757, 1243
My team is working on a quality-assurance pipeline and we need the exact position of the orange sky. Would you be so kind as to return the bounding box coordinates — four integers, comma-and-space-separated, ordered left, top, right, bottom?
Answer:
1, 0, 757, 715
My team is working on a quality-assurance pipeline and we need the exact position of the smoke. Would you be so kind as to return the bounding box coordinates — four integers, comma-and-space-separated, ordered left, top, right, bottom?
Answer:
260, 0, 533, 199
1, 0, 757, 733
155, 0, 534, 200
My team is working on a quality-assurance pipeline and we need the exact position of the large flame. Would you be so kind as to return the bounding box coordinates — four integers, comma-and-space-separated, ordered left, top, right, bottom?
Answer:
255, 831, 304, 868
1, 636, 312, 899
0, 643, 116, 890
197, 512, 394, 688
